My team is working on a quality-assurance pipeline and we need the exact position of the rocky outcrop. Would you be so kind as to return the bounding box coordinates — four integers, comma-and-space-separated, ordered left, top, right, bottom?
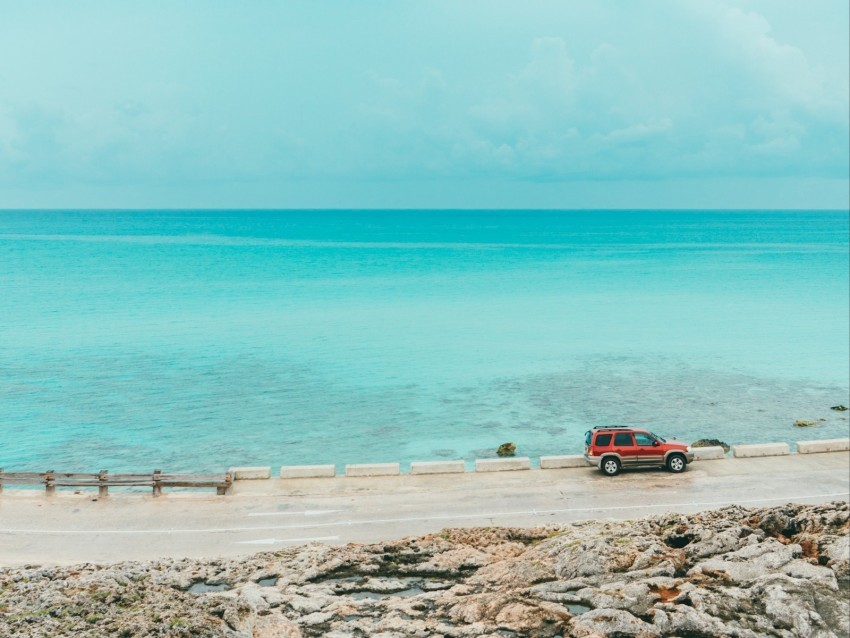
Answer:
1, 502, 848, 637
794, 420, 820, 427
497, 442, 517, 457
691, 438, 731, 453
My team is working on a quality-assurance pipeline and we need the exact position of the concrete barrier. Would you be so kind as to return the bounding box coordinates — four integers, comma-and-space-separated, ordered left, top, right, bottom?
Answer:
796, 438, 850, 454
691, 446, 726, 461
266, 437, 848, 480
228, 466, 271, 480
732, 443, 790, 458
539, 455, 587, 469
474, 457, 530, 472
345, 463, 401, 477
410, 460, 465, 475
280, 464, 336, 479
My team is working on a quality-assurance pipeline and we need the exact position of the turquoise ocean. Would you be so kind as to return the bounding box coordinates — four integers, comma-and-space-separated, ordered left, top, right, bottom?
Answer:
1, 210, 848, 473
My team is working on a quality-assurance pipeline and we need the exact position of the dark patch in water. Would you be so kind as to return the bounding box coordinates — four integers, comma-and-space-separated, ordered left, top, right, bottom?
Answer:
433, 448, 457, 458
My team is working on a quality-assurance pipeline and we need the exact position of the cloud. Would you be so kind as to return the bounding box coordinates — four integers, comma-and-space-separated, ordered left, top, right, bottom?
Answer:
703, 4, 832, 111
0, 0, 846, 207
603, 119, 674, 142
518, 37, 577, 101
0, 104, 69, 181
436, 2, 847, 181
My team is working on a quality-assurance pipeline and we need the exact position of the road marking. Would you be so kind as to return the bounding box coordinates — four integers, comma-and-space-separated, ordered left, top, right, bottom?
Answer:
235, 535, 340, 545
247, 509, 342, 518
1, 491, 847, 536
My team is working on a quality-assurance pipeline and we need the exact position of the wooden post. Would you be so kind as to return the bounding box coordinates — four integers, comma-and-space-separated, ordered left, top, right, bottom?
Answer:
152, 469, 162, 497
0, 468, 4, 494
98, 470, 109, 498
45, 470, 56, 496
217, 472, 231, 496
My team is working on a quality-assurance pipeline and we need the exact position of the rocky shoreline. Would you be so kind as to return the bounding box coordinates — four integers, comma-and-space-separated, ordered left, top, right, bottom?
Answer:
1, 502, 848, 638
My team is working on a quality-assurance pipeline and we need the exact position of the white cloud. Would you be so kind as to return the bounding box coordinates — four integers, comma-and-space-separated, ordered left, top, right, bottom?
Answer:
747, 111, 804, 155
705, 5, 824, 106
0, 0, 846, 206
519, 37, 577, 99
603, 118, 674, 142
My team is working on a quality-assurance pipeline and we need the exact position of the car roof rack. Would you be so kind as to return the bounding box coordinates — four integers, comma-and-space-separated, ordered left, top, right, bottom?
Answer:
591, 425, 638, 431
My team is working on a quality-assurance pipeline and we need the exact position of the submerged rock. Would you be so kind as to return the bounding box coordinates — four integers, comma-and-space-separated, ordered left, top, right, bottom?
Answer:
497, 442, 517, 457
830, 405, 848, 411
1, 502, 847, 637
794, 419, 819, 427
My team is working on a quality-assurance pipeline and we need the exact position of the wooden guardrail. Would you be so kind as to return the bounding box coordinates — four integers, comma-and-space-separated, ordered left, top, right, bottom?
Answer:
0, 468, 231, 497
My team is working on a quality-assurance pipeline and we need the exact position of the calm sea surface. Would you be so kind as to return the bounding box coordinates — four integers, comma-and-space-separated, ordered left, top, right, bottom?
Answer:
1, 210, 848, 472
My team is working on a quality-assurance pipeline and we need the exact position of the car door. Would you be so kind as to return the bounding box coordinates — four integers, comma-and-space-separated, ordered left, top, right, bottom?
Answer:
612, 432, 638, 466
634, 431, 664, 465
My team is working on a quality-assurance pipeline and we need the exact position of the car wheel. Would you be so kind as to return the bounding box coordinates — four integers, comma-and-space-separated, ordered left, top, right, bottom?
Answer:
667, 454, 686, 473
601, 457, 621, 476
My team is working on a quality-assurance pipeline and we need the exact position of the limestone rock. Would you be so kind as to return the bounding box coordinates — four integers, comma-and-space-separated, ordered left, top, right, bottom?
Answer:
497, 442, 516, 457
691, 438, 731, 452
1, 502, 848, 637
569, 608, 659, 637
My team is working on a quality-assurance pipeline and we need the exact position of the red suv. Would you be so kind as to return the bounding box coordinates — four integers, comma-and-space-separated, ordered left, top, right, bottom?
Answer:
584, 426, 693, 476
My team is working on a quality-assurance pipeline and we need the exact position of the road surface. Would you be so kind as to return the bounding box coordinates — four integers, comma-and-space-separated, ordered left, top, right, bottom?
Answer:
0, 453, 847, 566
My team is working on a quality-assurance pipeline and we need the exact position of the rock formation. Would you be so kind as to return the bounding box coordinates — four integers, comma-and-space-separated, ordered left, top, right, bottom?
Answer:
497, 443, 517, 457
794, 420, 819, 427
691, 438, 731, 453
1, 502, 847, 637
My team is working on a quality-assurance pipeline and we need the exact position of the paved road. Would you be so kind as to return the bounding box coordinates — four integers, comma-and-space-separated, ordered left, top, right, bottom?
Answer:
1, 453, 847, 566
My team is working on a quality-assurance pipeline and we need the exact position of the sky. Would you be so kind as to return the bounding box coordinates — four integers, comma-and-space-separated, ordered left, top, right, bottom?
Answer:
0, 0, 848, 209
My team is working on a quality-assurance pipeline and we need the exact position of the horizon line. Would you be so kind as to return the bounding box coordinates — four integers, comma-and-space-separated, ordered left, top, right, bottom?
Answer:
1, 207, 848, 213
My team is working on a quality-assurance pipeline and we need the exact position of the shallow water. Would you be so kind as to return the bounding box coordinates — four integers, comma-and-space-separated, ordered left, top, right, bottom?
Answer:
257, 576, 278, 587
1, 210, 847, 472
187, 581, 231, 593
349, 588, 426, 600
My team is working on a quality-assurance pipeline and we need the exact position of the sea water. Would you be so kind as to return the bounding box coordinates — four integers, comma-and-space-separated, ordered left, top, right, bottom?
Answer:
1, 210, 848, 472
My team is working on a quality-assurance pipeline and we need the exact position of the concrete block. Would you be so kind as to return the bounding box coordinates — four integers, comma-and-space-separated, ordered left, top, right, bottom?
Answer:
279, 464, 336, 479
732, 443, 790, 458
410, 460, 465, 475
691, 446, 726, 461
474, 457, 531, 472
796, 438, 850, 454
228, 466, 271, 480
345, 463, 400, 477
539, 455, 587, 469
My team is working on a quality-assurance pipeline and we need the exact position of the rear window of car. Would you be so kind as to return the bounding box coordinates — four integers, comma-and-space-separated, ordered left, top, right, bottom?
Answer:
614, 432, 635, 446
594, 433, 612, 447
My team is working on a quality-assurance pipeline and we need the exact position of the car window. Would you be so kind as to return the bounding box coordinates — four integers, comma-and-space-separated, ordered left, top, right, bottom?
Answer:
634, 433, 655, 446
585, 431, 592, 446
650, 432, 666, 442
595, 433, 612, 447
613, 433, 634, 446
